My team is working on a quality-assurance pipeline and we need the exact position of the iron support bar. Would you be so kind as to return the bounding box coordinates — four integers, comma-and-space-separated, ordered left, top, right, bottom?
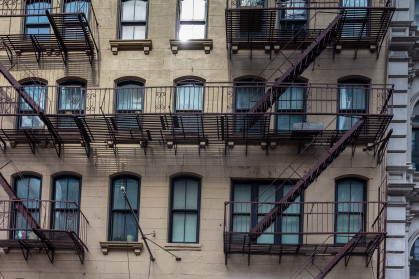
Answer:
45, 10, 68, 65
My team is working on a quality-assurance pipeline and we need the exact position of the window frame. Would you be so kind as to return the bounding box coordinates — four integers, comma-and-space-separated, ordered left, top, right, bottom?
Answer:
337, 78, 369, 131
24, 0, 51, 36
50, 175, 82, 233
275, 82, 307, 132
230, 180, 304, 245
169, 175, 201, 244
334, 177, 367, 244
108, 175, 141, 242
175, 79, 205, 113
278, 0, 308, 32
10, 175, 42, 240
177, 0, 209, 40
115, 79, 145, 114
57, 80, 86, 115
118, 0, 149, 40
17, 80, 47, 129
63, 0, 91, 18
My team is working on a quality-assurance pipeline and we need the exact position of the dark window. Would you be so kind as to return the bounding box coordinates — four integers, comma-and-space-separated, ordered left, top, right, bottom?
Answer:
64, 0, 90, 16
119, 0, 148, 40
335, 177, 366, 244
231, 181, 302, 244
276, 83, 306, 132
51, 176, 81, 232
234, 78, 265, 134
238, 0, 265, 7
337, 79, 369, 130
340, 0, 369, 37
18, 80, 47, 129
11, 176, 42, 240
109, 176, 140, 242
178, 0, 207, 40
279, 0, 308, 33
413, 125, 419, 171
169, 176, 201, 243
25, 0, 51, 35
411, 238, 419, 277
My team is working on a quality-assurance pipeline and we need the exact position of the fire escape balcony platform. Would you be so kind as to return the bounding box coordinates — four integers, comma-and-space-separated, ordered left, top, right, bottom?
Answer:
225, 7, 394, 52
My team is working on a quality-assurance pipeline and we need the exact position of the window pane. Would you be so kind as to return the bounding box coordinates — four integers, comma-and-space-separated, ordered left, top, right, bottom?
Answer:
258, 185, 275, 214
113, 179, 126, 209
413, 129, 419, 171
134, 0, 147, 21
173, 179, 187, 209
282, 216, 299, 244
54, 178, 67, 202
112, 212, 127, 241
116, 85, 144, 112
176, 85, 203, 111
232, 215, 250, 232
337, 180, 351, 212
277, 87, 304, 110
172, 213, 185, 242
257, 215, 274, 244
283, 185, 300, 214
126, 178, 139, 209
342, 0, 368, 8
277, 115, 304, 131
54, 211, 79, 231
239, 0, 264, 6
122, 0, 135, 21
184, 213, 198, 242
59, 87, 85, 111
121, 25, 134, 39
233, 184, 251, 213
179, 24, 205, 40
67, 177, 80, 206
180, 0, 206, 21
26, 26, 50, 35
185, 179, 199, 210
235, 86, 264, 111
339, 86, 366, 110
134, 25, 146, 39
336, 214, 362, 243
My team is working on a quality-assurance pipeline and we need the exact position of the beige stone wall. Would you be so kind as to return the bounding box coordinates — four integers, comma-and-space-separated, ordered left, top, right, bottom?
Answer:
0, 0, 389, 278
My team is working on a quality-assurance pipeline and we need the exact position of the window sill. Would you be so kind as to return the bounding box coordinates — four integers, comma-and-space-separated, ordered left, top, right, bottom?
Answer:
170, 39, 213, 54
99, 241, 143, 255
109, 40, 152, 55
164, 243, 201, 251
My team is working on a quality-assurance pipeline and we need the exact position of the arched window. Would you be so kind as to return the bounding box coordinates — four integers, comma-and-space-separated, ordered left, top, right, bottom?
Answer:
337, 78, 369, 130
51, 175, 81, 232
174, 78, 205, 133
57, 80, 86, 128
25, 0, 51, 35
276, 81, 307, 132
11, 175, 42, 239
335, 177, 366, 244
115, 80, 144, 113
411, 238, 419, 276
64, 0, 90, 17
109, 175, 140, 241
18, 80, 47, 129
169, 176, 201, 243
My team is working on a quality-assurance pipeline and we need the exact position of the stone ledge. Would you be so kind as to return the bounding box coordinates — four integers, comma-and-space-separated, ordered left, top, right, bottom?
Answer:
164, 243, 201, 251
170, 39, 213, 54
109, 40, 152, 55
99, 241, 143, 255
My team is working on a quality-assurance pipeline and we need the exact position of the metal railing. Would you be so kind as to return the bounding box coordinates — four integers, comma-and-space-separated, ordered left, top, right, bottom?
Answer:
0, 83, 394, 116
223, 201, 386, 242
226, 0, 395, 9
0, 199, 88, 247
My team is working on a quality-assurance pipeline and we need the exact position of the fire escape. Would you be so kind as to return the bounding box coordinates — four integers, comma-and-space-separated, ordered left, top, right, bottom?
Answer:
223, 0, 394, 278
0, 0, 92, 263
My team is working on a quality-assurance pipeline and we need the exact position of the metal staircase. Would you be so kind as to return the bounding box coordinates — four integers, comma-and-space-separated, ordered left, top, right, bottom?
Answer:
250, 118, 365, 236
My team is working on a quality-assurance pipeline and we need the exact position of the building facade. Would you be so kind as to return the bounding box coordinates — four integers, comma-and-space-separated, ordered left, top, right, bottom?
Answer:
0, 0, 393, 278
387, 0, 419, 278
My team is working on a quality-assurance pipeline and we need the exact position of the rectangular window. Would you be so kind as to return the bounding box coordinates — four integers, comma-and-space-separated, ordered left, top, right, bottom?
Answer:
335, 178, 365, 244
178, 0, 207, 41
416, 0, 419, 29
175, 80, 204, 134
109, 176, 140, 242
18, 82, 47, 129
279, 0, 307, 33
170, 177, 200, 243
119, 0, 148, 40
231, 181, 302, 245
413, 128, 419, 171
238, 0, 265, 6
51, 176, 81, 233
277, 85, 306, 132
341, 0, 369, 38
11, 176, 41, 240
25, 0, 51, 35
338, 82, 368, 130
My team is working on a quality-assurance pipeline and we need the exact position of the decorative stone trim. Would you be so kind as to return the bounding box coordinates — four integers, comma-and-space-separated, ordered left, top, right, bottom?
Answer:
99, 241, 143, 255
109, 40, 152, 55
163, 243, 201, 251
170, 39, 213, 54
